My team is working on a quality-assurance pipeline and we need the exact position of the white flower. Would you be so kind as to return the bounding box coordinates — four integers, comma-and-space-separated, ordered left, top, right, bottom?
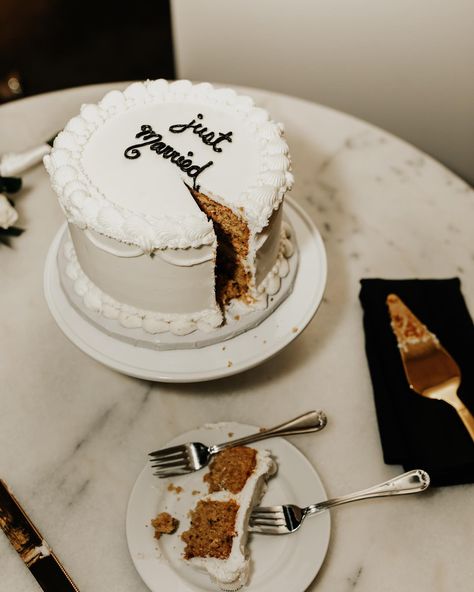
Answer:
0, 193, 18, 229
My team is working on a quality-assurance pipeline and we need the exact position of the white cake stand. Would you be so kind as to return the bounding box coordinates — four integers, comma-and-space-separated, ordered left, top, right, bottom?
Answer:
43, 197, 327, 382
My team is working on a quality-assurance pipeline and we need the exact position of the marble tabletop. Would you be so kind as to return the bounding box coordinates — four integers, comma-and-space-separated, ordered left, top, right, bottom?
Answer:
1, 83, 473, 592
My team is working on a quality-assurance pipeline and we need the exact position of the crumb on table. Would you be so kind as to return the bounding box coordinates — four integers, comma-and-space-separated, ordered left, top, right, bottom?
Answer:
227, 361, 233, 368
151, 512, 178, 540
192, 490, 201, 496
228, 432, 234, 438
167, 483, 183, 494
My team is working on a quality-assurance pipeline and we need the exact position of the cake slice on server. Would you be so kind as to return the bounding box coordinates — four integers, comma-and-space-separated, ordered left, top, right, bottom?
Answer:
181, 447, 276, 590
43, 79, 294, 336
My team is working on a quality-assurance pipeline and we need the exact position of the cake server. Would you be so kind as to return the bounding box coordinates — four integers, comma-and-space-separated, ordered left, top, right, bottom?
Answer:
0, 479, 80, 591
249, 469, 430, 534
387, 293, 474, 441
149, 410, 327, 477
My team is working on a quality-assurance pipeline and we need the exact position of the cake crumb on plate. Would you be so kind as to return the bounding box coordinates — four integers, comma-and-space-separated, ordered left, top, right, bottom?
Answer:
151, 512, 178, 540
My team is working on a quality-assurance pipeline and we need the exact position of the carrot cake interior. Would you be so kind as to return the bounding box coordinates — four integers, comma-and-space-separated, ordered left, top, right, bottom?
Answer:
150, 511, 178, 540
182, 499, 239, 560
181, 446, 275, 590
191, 189, 251, 306
204, 446, 257, 494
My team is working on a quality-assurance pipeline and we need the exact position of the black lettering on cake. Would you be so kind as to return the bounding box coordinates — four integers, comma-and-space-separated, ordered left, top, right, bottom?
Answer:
169, 113, 233, 153
124, 124, 214, 188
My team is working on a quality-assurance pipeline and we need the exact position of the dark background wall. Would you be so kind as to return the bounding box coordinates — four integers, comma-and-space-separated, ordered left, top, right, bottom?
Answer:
0, 0, 175, 102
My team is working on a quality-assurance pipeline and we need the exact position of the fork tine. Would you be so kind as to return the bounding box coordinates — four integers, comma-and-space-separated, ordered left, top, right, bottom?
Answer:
248, 524, 288, 534
150, 454, 189, 467
151, 459, 190, 470
149, 445, 186, 458
250, 514, 285, 524
250, 507, 285, 521
154, 469, 192, 478
251, 509, 285, 519
149, 451, 188, 463
251, 506, 284, 514
153, 464, 191, 474
250, 517, 287, 527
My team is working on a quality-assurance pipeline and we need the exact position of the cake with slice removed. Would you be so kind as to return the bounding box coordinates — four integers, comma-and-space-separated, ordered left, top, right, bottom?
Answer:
43, 79, 295, 337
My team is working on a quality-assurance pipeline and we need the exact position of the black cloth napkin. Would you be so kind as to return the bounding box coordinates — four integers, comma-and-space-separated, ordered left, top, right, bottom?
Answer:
359, 278, 474, 486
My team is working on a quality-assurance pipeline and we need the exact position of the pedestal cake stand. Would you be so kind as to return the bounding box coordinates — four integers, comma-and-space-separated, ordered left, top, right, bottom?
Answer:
44, 197, 327, 382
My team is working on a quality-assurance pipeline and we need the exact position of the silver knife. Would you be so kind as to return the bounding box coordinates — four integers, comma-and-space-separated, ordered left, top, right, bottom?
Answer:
0, 479, 80, 591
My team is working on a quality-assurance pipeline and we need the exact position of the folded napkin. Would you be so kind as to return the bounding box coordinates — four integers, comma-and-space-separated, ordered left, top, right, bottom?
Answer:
359, 278, 474, 486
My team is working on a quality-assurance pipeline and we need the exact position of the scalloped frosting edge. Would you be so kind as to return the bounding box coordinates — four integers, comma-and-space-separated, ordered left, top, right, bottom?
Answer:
62, 222, 294, 337
43, 79, 294, 252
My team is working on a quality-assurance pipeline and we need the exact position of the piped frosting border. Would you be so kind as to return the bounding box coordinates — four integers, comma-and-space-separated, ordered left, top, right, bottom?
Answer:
62, 223, 294, 337
63, 240, 223, 335
43, 80, 293, 252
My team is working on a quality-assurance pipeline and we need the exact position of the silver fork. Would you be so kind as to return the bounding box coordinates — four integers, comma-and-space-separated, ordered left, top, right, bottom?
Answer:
249, 469, 430, 534
149, 410, 327, 478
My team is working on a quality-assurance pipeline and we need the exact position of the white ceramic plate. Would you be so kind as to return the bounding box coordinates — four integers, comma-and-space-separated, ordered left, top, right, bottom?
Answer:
126, 422, 330, 592
44, 197, 327, 382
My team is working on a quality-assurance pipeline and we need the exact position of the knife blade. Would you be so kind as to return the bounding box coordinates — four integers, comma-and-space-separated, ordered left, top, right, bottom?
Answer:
386, 293, 474, 441
0, 479, 80, 591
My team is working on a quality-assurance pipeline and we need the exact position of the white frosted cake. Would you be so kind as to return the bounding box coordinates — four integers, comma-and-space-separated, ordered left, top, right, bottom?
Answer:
181, 447, 275, 590
44, 80, 294, 336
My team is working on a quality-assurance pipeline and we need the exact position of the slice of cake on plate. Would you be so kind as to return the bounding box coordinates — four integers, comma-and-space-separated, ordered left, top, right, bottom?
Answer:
43, 79, 294, 337
181, 447, 276, 590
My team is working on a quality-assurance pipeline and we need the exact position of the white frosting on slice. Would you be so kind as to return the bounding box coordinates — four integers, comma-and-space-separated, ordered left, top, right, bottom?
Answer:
43, 80, 293, 250
186, 449, 275, 590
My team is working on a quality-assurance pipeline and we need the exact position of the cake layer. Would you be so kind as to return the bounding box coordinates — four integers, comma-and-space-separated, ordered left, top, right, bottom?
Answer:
182, 448, 275, 591
69, 224, 217, 314
63, 237, 223, 335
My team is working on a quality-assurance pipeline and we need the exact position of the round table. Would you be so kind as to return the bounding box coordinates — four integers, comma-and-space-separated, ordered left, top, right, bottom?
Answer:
1, 83, 473, 592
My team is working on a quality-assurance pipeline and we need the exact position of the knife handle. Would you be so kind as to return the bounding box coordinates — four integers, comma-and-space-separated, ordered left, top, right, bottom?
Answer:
456, 403, 474, 442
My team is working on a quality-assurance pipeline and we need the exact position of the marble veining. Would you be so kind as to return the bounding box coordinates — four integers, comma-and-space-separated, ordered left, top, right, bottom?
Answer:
0, 83, 473, 592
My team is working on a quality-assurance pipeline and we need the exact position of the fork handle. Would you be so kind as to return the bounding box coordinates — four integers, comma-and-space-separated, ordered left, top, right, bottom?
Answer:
305, 470, 430, 517
210, 411, 327, 454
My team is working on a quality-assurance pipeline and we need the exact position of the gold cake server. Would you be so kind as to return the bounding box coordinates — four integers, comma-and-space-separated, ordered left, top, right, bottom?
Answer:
387, 293, 474, 441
